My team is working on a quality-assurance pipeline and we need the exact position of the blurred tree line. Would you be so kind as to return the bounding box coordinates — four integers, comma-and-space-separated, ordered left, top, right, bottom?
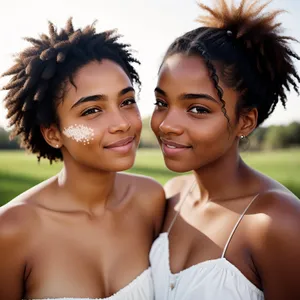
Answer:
249, 121, 300, 150
1, 119, 300, 151
139, 118, 300, 151
0, 127, 19, 149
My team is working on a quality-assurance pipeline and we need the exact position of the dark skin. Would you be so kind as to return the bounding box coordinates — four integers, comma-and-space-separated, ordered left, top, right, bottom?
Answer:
0, 60, 165, 299
151, 53, 300, 299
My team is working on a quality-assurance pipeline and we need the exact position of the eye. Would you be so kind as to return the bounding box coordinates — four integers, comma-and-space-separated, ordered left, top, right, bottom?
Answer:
121, 98, 136, 107
188, 106, 210, 114
154, 99, 168, 108
81, 107, 102, 116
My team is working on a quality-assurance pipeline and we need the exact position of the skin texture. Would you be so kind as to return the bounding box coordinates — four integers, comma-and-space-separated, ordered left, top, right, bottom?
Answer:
0, 60, 165, 299
151, 53, 300, 299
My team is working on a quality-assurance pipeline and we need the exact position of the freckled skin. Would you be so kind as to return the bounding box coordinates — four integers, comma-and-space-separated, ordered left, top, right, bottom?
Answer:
63, 124, 95, 145
57, 60, 143, 173
0, 60, 166, 299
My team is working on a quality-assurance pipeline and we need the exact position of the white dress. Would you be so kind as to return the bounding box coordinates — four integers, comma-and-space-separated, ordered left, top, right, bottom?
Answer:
150, 186, 264, 300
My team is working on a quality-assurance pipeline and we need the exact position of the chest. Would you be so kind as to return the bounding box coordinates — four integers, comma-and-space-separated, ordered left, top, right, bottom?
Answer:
162, 201, 260, 288
24, 212, 152, 298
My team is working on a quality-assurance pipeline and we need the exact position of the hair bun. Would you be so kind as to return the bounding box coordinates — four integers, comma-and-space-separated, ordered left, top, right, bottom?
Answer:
196, 0, 300, 106
197, 0, 284, 39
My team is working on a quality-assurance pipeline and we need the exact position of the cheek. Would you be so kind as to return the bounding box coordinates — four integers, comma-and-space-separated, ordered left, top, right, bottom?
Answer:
191, 117, 231, 148
126, 109, 142, 134
150, 111, 162, 135
134, 118, 142, 136
62, 124, 95, 145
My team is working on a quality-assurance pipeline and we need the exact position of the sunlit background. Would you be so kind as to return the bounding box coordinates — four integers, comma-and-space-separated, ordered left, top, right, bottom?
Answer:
0, 0, 299, 205
0, 0, 299, 126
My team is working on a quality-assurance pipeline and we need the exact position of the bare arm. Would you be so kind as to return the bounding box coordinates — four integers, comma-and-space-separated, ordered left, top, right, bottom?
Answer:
0, 204, 32, 299
252, 191, 300, 300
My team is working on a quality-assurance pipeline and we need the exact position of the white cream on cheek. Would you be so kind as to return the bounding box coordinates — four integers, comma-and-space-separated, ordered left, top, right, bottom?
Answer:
63, 124, 94, 145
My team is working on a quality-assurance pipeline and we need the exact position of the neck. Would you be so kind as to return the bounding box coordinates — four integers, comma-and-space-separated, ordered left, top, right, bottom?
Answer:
57, 156, 116, 212
193, 146, 250, 202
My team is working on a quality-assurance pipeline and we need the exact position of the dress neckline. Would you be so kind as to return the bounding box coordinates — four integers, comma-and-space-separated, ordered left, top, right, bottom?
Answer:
26, 267, 151, 300
154, 232, 263, 294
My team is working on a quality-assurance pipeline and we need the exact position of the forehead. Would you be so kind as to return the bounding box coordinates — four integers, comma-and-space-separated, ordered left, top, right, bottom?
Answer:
158, 54, 211, 87
72, 59, 131, 91
158, 54, 238, 107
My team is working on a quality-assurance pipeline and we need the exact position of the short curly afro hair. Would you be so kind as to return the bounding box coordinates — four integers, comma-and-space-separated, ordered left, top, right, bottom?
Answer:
2, 18, 141, 163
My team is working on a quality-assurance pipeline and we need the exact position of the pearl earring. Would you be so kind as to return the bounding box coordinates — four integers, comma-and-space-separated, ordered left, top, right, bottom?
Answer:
240, 135, 245, 140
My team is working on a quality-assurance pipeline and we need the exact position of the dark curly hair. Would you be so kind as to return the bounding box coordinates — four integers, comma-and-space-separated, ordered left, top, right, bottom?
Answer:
161, 0, 300, 128
2, 18, 141, 163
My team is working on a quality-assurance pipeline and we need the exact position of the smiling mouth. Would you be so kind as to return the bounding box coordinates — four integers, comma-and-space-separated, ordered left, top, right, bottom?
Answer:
160, 137, 192, 156
160, 137, 191, 149
104, 136, 135, 154
105, 136, 135, 148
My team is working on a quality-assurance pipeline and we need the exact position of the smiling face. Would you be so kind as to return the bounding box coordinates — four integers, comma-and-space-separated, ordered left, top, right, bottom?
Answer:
151, 54, 249, 173
48, 60, 142, 172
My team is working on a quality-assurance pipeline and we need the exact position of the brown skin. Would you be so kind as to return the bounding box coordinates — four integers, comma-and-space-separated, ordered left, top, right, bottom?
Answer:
0, 60, 165, 299
151, 53, 300, 299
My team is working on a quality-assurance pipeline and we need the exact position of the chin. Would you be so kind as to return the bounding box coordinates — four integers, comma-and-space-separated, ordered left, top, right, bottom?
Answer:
164, 158, 194, 173
107, 156, 136, 172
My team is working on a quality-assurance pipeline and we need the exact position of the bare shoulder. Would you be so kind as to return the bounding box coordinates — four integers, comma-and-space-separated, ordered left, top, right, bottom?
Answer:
164, 174, 193, 199
249, 190, 300, 297
252, 189, 300, 232
118, 172, 166, 236
0, 198, 40, 243
248, 189, 300, 245
118, 172, 165, 199
0, 178, 55, 242
0, 201, 40, 273
0, 193, 43, 298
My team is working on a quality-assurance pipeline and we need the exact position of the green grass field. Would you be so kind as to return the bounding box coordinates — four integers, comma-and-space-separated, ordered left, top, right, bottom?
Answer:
0, 148, 299, 206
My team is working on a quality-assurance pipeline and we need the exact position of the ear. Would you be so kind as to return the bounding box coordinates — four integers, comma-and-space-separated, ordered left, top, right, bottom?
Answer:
237, 108, 258, 139
40, 124, 63, 149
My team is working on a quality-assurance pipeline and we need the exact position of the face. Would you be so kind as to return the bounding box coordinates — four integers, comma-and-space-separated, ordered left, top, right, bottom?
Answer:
55, 60, 142, 172
151, 54, 247, 173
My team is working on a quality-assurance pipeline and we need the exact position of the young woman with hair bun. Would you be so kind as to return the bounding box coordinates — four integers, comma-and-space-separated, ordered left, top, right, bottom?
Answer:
150, 0, 300, 299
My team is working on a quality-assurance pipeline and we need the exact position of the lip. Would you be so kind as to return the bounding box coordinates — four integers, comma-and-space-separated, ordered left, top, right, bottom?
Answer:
105, 136, 135, 148
160, 137, 192, 156
160, 138, 191, 148
104, 136, 135, 154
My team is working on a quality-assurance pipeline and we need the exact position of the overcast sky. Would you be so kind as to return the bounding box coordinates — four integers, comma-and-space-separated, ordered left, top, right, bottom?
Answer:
0, 0, 299, 128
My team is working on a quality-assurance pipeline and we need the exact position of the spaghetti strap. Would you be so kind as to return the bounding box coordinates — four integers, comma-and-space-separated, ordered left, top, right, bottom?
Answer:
221, 194, 260, 258
167, 180, 197, 235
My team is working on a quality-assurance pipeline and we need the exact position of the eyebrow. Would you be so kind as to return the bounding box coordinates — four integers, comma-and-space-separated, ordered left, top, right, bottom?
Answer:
154, 87, 167, 97
71, 86, 135, 110
179, 93, 218, 103
119, 86, 135, 97
154, 87, 218, 103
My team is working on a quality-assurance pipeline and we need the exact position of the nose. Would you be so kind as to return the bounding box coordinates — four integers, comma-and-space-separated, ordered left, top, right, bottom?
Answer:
108, 111, 131, 134
159, 110, 184, 136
